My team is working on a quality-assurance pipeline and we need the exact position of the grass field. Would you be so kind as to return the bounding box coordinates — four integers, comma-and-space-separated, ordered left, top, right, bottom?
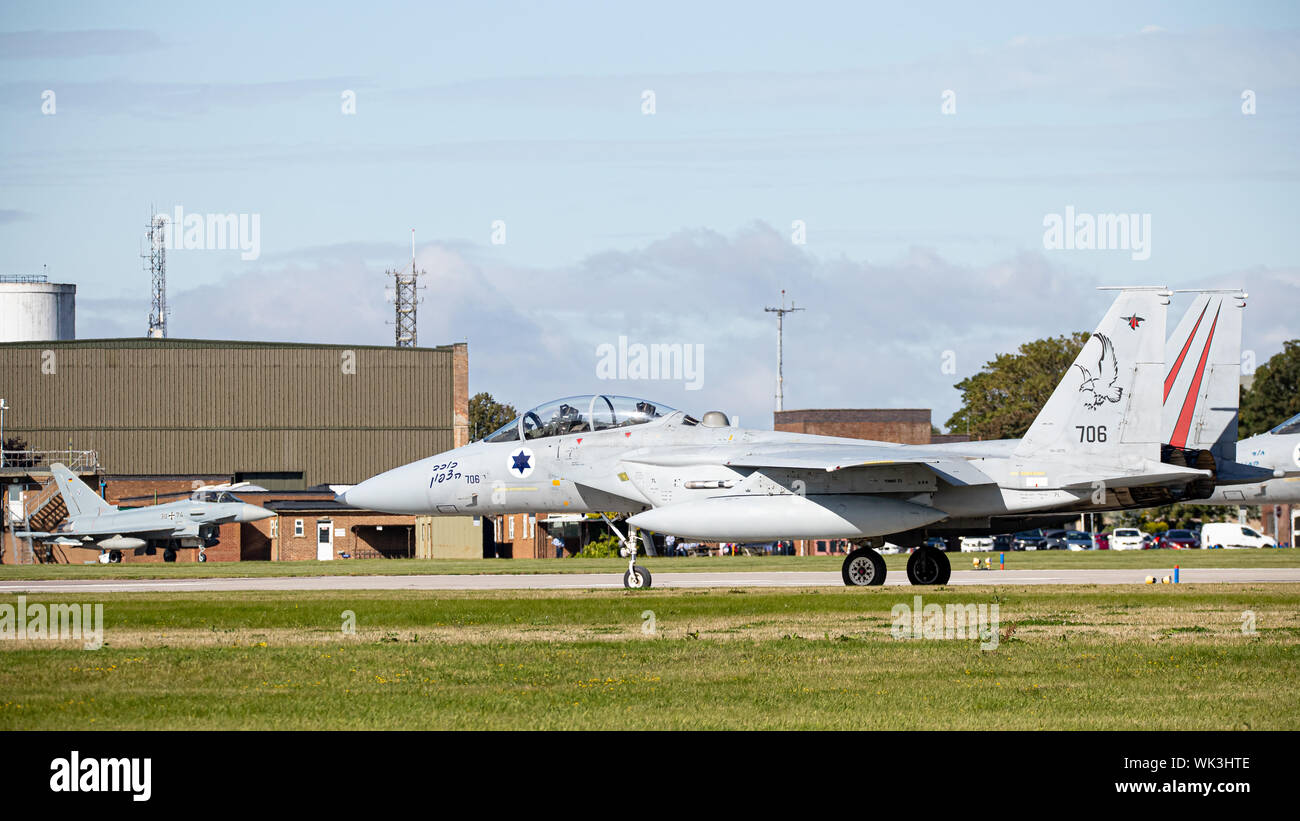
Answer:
2, 584, 1298, 729
0, 548, 1296, 580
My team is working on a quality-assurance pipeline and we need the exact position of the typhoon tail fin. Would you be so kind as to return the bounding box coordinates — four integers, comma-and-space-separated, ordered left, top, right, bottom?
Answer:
1162, 290, 1245, 462
1014, 287, 1169, 461
50, 463, 114, 519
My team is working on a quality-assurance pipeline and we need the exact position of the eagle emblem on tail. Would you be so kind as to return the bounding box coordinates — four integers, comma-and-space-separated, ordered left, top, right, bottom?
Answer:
1075, 333, 1124, 409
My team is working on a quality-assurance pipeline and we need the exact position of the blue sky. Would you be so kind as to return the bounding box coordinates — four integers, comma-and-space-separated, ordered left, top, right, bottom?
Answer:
2, 1, 1298, 428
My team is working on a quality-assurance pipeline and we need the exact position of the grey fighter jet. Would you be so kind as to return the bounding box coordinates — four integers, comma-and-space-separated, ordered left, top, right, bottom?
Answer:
1196, 412, 1300, 506
16, 463, 274, 562
343, 287, 1217, 588
1152, 289, 1300, 506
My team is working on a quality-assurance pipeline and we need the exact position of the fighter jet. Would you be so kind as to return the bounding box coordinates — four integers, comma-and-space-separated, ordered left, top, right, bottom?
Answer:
343, 287, 1218, 588
16, 463, 274, 562
1151, 289, 1299, 506
1203, 414, 1300, 508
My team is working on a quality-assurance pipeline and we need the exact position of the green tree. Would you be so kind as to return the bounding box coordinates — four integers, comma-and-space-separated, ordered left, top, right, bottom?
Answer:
945, 332, 1089, 440
1240, 340, 1300, 435
578, 532, 622, 559
469, 392, 518, 441
1115, 503, 1256, 532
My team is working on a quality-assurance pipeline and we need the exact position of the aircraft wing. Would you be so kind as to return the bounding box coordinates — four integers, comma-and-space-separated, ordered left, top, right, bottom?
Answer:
622, 445, 996, 486
44, 522, 181, 539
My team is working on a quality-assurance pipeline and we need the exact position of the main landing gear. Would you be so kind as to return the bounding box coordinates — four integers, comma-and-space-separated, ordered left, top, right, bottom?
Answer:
842, 546, 886, 586
905, 545, 951, 585
841, 542, 952, 586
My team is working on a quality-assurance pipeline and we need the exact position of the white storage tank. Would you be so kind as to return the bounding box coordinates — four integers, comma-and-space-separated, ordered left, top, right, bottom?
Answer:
0, 276, 76, 341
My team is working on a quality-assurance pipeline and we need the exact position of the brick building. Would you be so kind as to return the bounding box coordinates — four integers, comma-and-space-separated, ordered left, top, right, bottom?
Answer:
1262, 503, 1297, 548
774, 408, 970, 446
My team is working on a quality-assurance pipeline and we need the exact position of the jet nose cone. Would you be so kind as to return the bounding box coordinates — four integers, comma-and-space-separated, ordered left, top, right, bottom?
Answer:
341, 461, 433, 514
239, 504, 276, 522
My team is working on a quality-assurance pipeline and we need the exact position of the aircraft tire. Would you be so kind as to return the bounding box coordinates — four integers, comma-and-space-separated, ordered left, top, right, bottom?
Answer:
842, 547, 886, 586
907, 546, 950, 585
163, 547, 177, 563
623, 565, 652, 590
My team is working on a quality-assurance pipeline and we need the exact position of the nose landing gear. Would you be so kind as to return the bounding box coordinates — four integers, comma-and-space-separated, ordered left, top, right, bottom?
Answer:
623, 562, 652, 589
597, 511, 654, 590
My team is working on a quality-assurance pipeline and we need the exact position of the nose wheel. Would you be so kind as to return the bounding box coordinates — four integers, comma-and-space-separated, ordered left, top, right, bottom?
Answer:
598, 511, 654, 589
623, 562, 652, 589
906, 545, 951, 585
842, 546, 886, 586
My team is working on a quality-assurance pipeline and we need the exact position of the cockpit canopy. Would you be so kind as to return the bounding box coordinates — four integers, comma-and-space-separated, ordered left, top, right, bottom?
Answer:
1269, 412, 1300, 436
191, 490, 241, 504
481, 395, 676, 443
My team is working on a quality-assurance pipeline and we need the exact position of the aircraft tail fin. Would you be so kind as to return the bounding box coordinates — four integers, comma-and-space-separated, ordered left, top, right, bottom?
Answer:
1162, 290, 1246, 462
1014, 287, 1169, 462
50, 463, 114, 519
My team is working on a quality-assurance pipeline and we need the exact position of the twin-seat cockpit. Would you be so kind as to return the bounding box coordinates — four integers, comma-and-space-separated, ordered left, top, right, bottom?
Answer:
481, 395, 692, 443
190, 490, 243, 504
1269, 413, 1300, 436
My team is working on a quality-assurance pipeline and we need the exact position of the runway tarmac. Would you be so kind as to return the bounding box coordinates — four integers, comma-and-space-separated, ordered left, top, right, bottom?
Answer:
1, 566, 1298, 593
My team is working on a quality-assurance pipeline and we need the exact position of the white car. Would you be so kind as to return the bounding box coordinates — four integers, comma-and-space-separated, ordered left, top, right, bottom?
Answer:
960, 536, 993, 552
1200, 523, 1277, 549
1110, 528, 1148, 550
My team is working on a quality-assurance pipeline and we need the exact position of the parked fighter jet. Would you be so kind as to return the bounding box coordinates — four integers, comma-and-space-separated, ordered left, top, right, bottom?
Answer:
1194, 413, 1300, 506
16, 463, 274, 562
1151, 289, 1299, 505
344, 287, 1221, 588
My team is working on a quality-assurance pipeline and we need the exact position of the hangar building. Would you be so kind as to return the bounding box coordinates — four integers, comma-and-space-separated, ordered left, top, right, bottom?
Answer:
0, 337, 471, 563
0, 337, 468, 486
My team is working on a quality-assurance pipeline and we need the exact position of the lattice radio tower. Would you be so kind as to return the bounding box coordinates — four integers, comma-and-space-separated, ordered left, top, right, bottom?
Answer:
389, 229, 425, 347
144, 211, 168, 339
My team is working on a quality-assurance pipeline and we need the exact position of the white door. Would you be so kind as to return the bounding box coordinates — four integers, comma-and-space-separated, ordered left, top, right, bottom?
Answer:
316, 521, 334, 560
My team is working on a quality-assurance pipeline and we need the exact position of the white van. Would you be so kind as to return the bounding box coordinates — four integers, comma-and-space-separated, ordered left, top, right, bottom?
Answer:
1200, 523, 1277, 549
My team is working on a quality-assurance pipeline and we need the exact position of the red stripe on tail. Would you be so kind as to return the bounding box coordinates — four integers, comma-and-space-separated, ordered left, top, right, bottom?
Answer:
1164, 302, 1207, 402
1168, 305, 1220, 449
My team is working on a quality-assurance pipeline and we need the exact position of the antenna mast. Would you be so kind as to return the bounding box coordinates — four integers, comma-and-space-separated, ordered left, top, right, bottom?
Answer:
764, 290, 804, 413
390, 228, 425, 347
145, 210, 167, 339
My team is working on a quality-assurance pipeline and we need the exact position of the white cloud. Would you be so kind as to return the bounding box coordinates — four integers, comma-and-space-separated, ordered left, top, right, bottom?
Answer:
74, 225, 1296, 431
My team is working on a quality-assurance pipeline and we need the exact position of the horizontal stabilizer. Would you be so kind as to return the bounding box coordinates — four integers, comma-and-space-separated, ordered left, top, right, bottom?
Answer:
1056, 461, 1212, 490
